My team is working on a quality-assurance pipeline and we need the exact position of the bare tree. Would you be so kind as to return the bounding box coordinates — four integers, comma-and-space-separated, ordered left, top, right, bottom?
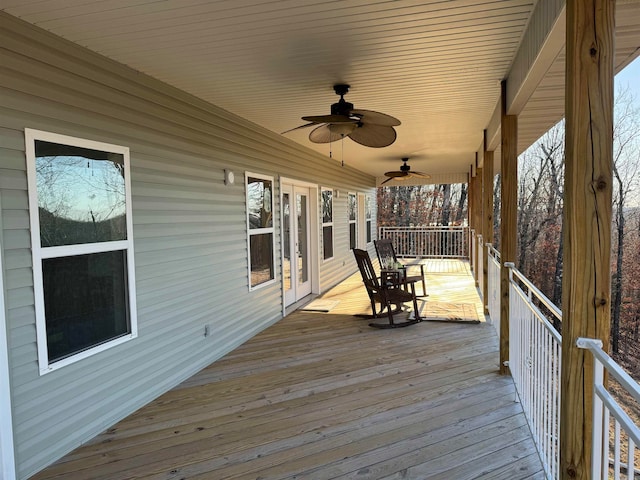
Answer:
610, 88, 640, 354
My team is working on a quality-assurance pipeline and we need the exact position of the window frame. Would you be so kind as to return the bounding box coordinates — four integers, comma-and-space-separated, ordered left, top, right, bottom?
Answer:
348, 192, 357, 250
245, 171, 276, 291
321, 187, 334, 261
25, 129, 138, 375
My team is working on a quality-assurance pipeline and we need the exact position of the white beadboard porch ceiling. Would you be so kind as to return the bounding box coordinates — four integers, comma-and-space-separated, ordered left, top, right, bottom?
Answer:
3, 1, 640, 183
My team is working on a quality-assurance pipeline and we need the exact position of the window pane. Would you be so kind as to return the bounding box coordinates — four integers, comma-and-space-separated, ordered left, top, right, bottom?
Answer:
322, 190, 333, 223
35, 140, 126, 247
43, 250, 130, 363
350, 223, 356, 249
250, 233, 274, 287
366, 220, 372, 243
348, 194, 356, 221
247, 177, 273, 229
323, 225, 333, 259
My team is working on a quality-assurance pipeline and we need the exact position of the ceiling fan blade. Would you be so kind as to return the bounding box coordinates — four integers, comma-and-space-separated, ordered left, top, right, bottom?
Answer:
302, 114, 357, 124
308, 124, 357, 143
281, 122, 317, 134
348, 124, 397, 148
380, 176, 396, 185
350, 109, 401, 126
383, 170, 406, 178
410, 171, 431, 179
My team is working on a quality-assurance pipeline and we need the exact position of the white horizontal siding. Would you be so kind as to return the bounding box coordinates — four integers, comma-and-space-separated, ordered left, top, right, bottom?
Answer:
0, 13, 375, 479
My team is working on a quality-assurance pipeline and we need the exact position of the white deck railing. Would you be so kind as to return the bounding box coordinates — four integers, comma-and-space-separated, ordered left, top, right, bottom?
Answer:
486, 243, 501, 337
577, 337, 640, 480
506, 262, 562, 480
481, 249, 640, 479
378, 226, 469, 258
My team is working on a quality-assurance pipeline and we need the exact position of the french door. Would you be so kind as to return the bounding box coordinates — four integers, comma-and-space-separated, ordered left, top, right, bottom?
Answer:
282, 184, 312, 306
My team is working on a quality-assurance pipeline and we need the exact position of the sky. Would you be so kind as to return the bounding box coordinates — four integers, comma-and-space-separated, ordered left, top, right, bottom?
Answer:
615, 56, 640, 100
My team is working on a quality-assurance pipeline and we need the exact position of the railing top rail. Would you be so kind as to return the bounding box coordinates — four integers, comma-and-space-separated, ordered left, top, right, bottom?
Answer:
577, 338, 640, 404
379, 226, 468, 231
505, 262, 562, 321
486, 243, 501, 259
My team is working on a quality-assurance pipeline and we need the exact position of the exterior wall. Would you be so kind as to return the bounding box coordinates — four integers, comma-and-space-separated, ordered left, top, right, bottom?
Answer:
0, 13, 376, 478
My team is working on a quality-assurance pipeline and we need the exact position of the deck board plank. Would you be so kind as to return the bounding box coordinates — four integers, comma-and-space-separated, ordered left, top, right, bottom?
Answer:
32, 260, 544, 480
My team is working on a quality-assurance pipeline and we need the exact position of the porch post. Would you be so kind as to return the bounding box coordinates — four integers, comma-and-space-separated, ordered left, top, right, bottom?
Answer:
500, 80, 517, 375
482, 131, 494, 313
560, 0, 614, 478
468, 166, 474, 272
475, 157, 483, 287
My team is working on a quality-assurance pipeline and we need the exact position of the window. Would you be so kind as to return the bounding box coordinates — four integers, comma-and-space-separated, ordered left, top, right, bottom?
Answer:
348, 193, 357, 250
366, 195, 373, 243
321, 188, 334, 260
25, 129, 137, 374
246, 173, 275, 289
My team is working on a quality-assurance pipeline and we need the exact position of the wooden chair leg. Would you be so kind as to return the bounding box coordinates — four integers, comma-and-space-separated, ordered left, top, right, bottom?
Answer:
411, 283, 422, 321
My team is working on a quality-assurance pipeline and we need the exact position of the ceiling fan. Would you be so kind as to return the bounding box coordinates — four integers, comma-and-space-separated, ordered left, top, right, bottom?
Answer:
283, 84, 401, 148
381, 158, 431, 184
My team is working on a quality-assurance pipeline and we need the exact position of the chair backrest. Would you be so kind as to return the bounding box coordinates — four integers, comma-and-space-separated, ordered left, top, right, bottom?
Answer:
374, 239, 398, 266
353, 249, 380, 292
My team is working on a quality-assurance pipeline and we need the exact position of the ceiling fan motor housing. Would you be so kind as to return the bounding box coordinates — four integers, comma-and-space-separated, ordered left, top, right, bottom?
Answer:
331, 99, 354, 116
331, 84, 354, 116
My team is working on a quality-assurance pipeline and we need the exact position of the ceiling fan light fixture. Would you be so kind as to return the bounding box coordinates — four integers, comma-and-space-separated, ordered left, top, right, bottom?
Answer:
330, 123, 358, 135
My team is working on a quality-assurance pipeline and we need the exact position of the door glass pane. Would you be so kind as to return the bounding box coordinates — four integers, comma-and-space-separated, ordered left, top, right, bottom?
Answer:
43, 250, 130, 362
283, 193, 291, 292
35, 140, 126, 247
297, 193, 308, 284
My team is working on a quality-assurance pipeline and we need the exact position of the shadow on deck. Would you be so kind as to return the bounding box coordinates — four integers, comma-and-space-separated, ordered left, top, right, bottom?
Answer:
33, 260, 545, 480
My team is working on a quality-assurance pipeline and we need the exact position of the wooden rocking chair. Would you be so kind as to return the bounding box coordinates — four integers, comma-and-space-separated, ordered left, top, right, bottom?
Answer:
374, 238, 427, 297
353, 248, 422, 328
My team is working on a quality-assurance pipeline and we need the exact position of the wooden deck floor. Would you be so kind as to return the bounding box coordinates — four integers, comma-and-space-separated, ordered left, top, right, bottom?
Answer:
33, 260, 545, 480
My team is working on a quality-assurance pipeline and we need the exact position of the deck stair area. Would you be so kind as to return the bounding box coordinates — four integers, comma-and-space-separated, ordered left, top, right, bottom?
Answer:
31, 260, 545, 480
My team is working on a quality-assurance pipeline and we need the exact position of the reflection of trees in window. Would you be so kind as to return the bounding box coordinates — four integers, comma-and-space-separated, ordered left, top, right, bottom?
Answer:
322, 189, 333, 259
26, 130, 137, 373
247, 175, 274, 288
322, 190, 332, 223
247, 177, 273, 229
35, 141, 126, 247
348, 193, 357, 249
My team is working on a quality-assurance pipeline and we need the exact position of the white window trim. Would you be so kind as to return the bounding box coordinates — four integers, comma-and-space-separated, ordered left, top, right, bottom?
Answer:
348, 192, 357, 250
25, 129, 138, 375
321, 187, 334, 262
246, 171, 276, 291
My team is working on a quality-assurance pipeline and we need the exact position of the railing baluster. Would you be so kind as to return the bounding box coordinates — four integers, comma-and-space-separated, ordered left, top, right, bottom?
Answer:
627, 439, 635, 480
